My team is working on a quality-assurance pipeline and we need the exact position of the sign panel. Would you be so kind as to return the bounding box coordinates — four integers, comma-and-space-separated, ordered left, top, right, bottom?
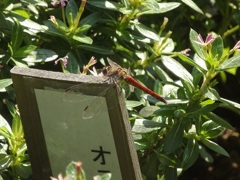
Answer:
11, 67, 141, 180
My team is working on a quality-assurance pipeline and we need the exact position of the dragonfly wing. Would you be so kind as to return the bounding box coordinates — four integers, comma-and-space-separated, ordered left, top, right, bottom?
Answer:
63, 84, 87, 102
107, 58, 122, 69
82, 96, 106, 119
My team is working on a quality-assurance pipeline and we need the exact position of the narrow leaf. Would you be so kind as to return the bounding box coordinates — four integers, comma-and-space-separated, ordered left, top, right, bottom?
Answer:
22, 49, 58, 63
178, 53, 206, 73
72, 35, 93, 44
65, 0, 78, 26
138, 2, 181, 15
132, 119, 164, 133
162, 56, 193, 85
182, 138, 199, 169
11, 18, 23, 50
217, 54, 240, 70
201, 138, 229, 157
164, 121, 184, 153
211, 36, 223, 60
206, 112, 233, 130
181, 0, 203, 14
139, 106, 160, 117
0, 79, 12, 90
78, 45, 113, 54
134, 22, 160, 41
189, 29, 206, 60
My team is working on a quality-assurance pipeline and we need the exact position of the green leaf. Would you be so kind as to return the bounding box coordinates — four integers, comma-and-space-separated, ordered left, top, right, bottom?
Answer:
0, 0, 13, 9
138, 2, 181, 15
65, 0, 78, 27
206, 112, 233, 130
43, 20, 68, 38
65, 52, 80, 74
189, 29, 206, 60
22, 49, 58, 63
134, 22, 160, 41
13, 45, 37, 58
199, 144, 213, 163
126, 100, 142, 108
12, 113, 24, 139
0, 114, 12, 133
157, 153, 181, 167
78, 44, 113, 54
164, 121, 184, 153
132, 119, 164, 133
72, 35, 93, 44
154, 106, 176, 116
153, 65, 172, 82
200, 120, 225, 138
15, 163, 32, 178
11, 18, 23, 50
181, 0, 203, 14
193, 54, 208, 70
80, 12, 102, 27
88, 0, 125, 12
19, 17, 46, 33
178, 53, 206, 73
211, 36, 223, 61
97, 173, 112, 180
217, 54, 240, 70
162, 56, 193, 86
201, 138, 229, 157
187, 102, 219, 115
181, 138, 199, 169
0, 79, 12, 90
164, 167, 177, 180
5, 99, 16, 119
220, 97, 240, 110
0, 153, 12, 170
139, 106, 160, 117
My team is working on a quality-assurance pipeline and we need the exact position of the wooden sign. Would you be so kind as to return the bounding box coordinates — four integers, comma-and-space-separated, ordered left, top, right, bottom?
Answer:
11, 67, 141, 180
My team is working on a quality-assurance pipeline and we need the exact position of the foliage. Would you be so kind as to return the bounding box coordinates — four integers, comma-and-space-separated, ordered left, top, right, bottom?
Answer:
0, 0, 240, 179
50, 161, 111, 180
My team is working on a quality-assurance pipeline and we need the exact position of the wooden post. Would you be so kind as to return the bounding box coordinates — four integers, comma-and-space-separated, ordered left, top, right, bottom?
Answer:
11, 67, 141, 180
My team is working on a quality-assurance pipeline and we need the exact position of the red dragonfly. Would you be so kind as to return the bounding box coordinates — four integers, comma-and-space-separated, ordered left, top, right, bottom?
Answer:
65, 58, 167, 119
102, 58, 167, 104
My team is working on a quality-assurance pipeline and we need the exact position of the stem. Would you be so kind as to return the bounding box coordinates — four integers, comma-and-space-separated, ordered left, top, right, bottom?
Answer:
200, 68, 216, 95
74, 0, 86, 29
61, 6, 66, 25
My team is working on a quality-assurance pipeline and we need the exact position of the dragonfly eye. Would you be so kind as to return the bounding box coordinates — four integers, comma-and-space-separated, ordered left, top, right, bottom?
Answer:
102, 66, 109, 76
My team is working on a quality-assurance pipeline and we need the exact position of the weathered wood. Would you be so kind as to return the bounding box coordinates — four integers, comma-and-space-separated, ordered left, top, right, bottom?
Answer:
11, 67, 141, 180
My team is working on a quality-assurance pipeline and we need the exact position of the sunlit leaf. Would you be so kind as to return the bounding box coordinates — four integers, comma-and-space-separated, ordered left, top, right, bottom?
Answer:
217, 54, 240, 70
200, 120, 225, 138
162, 56, 193, 86
211, 36, 223, 61
0, 79, 12, 90
134, 22, 160, 41
201, 138, 229, 157
138, 2, 181, 15
189, 29, 206, 60
132, 119, 164, 133
181, 0, 203, 14
22, 49, 58, 63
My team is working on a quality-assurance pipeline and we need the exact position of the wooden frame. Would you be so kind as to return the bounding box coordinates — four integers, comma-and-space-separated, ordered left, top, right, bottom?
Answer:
11, 67, 141, 180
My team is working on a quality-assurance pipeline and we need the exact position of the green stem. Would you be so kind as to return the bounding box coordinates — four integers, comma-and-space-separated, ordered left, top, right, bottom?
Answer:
61, 6, 66, 25
74, 0, 86, 29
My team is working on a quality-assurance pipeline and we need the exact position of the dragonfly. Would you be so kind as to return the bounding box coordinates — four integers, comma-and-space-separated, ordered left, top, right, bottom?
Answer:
64, 58, 167, 119
102, 58, 167, 104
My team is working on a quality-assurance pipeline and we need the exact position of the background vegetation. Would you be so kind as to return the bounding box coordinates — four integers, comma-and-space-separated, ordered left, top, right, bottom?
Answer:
0, 0, 240, 179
